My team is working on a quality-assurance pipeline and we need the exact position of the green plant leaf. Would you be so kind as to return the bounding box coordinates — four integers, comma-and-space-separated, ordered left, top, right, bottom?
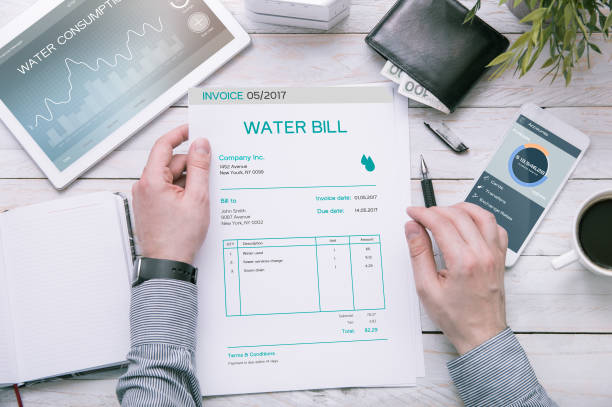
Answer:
563, 29, 574, 50
521, 42, 534, 75
520, 7, 547, 24
563, 67, 572, 86
540, 55, 558, 68
541, 24, 553, 43
577, 38, 586, 58
463, 1, 481, 24
490, 59, 512, 80
575, 12, 590, 39
526, 42, 545, 72
485, 0, 604, 84
510, 31, 531, 51
564, 3, 573, 27
588, 9, 597, 30
604, 12, 612, 32
589, 42, 602, 53
532, 21, 541, 44
487, 50, 515, 66
599, 12, 607, 32
463, 9, 475, 24
586, 21, 597, 32
541, 60, 560, 82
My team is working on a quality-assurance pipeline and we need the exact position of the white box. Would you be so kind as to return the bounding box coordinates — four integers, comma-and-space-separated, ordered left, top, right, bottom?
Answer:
245, 7, 349, 30
245, 0, 350, 21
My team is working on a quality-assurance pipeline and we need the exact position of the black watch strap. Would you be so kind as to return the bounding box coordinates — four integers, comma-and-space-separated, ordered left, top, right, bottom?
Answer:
133, 257, 198, 287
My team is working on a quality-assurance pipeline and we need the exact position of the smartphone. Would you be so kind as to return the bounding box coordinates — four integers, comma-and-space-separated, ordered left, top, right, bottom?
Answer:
465, 103, 590, 267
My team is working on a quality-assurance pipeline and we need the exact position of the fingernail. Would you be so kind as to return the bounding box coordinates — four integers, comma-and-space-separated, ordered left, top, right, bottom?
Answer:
405, 221, 421, 240
194, 138, 210, 155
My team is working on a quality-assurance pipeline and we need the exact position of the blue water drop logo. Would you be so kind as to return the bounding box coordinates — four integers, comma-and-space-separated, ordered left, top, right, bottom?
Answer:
361, 155, 375, 172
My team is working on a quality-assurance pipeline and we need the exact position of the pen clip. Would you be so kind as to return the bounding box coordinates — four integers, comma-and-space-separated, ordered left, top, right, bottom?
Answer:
424, 121, 469, 153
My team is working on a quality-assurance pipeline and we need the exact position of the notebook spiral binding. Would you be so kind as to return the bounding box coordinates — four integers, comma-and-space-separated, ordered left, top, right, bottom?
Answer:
114, 192, 137, 263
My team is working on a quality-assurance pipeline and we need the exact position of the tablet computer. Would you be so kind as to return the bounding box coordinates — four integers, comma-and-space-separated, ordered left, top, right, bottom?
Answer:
0, 0, 250, 189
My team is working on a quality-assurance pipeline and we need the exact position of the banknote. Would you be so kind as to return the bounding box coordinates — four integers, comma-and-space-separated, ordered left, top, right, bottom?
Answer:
380, 60, 405, 84
380, 61, 450, 114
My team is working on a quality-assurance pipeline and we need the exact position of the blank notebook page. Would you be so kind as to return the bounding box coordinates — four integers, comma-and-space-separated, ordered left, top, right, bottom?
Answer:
0, 232, 17, 384
1, 192, 131, 383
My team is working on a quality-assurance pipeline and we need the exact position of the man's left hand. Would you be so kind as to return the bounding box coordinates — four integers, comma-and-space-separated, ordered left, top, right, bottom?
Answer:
132, 124, 211, 265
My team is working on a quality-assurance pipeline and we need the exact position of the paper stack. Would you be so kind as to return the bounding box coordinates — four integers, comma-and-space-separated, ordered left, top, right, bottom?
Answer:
188, 84, 424, 395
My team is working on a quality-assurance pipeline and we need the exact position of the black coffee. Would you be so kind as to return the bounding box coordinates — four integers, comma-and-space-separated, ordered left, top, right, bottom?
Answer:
578, 199, 612, 269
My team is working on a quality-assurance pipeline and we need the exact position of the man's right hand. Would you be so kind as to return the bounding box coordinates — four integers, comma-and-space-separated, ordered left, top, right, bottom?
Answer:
132, 125, 211, 265
405, 203, 509, 355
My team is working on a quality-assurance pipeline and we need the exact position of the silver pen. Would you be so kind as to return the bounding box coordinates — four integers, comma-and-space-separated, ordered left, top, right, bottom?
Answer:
424, 121, 469, 153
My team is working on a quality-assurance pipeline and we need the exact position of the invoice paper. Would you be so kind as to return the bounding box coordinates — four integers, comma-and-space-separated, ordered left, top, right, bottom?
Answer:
189, 85, 423, 395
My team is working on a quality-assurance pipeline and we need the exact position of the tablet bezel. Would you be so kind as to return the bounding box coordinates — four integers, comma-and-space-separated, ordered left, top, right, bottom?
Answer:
0, 0, 250, 189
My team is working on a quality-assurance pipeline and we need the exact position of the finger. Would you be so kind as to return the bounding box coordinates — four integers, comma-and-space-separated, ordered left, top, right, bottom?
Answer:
456, 202, 500, 245
185, 138, 211, 201
497, 225, 508, 250
436, 206, 488, 253
168, 154, 187, 180
405, 221, 440, 298
407, 206, 464, 262
145, 125, 189, 174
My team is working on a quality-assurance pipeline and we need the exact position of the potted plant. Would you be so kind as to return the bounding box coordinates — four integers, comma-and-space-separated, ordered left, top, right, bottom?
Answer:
465, 0, 612, 85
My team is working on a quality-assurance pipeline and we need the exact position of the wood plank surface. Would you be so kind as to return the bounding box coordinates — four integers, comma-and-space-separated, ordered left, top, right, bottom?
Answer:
1, 0, 611, 406
1, 333, 611, 407
1, 177, 612, 258
1, 106, 611, 180
0, 0, 531, 35
220, 0, 531, 34
0, 178, 610, 334
164, 33, 612, 108
1, 8, 609, 108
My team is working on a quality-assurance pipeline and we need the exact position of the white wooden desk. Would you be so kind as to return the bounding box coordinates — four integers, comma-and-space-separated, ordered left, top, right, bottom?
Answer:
1, 0, 611, 405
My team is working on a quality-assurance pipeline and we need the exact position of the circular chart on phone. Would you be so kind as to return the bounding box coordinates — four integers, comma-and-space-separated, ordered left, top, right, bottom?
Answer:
508, 143, 549, 187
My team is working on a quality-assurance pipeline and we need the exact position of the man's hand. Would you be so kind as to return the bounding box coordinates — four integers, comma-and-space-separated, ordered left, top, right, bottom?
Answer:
132, 125, 211, 265
405, 203, 508, 355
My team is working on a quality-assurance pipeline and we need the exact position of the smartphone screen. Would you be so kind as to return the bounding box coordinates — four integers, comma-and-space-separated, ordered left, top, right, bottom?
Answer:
465, 114, 582, 253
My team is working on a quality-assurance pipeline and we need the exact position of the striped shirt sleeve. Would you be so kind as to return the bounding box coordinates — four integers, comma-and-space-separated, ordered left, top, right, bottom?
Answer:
447, 328, 557, 407
116, 279, 202, 407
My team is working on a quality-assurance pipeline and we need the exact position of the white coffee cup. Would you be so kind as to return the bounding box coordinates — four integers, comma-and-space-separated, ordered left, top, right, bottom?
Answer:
551, 190, 612, 277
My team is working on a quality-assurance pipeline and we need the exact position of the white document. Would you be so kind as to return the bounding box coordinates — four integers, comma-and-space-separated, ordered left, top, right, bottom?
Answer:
189, 85, 423, 395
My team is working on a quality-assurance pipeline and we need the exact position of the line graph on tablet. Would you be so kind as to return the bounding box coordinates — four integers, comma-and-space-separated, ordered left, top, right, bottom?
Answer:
0, 0, 234, 171
32, 17, 183, 131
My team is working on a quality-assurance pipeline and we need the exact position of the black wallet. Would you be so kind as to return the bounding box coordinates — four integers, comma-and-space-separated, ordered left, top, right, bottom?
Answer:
366, 0, 509, 113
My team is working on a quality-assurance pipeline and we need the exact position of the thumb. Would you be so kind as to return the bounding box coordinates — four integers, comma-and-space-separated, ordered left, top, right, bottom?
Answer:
405, 221, 440, 298
185, 138, 211, 201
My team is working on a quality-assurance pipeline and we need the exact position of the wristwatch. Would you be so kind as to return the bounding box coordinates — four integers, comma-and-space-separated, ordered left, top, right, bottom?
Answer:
132, 257, 198, 287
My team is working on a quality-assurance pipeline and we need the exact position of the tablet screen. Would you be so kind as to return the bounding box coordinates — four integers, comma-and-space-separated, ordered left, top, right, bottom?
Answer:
0, 0, 234, 170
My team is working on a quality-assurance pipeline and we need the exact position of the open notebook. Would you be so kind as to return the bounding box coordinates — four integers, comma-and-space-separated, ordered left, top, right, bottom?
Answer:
0, 192, 134, 386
